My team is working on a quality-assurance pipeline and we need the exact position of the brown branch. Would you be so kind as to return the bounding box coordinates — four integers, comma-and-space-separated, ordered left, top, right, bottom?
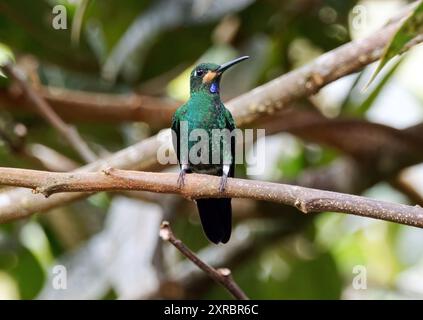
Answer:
158, 214, 308, 299
0, 116, 422, 222
0, 79, 179, 126
0, 167, 421, 228
2, 64, 97, 163
394, 166, 423, 207
258, 109, 423, 167
38, 87, 179, 127
0, 55, 179, 126
1, 3, 420, 128
393, 178, 423, 207
159, 221, 249, 300
0, 4, 422, 218
229, 1, 423, 126
0, 135, 161, 221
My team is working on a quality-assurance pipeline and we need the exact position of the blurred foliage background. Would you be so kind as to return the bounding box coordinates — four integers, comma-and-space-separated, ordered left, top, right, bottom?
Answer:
1, 0, 423, 300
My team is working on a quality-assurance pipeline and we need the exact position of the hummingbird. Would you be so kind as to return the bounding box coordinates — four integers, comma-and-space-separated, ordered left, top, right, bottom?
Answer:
171, 56, 249, 244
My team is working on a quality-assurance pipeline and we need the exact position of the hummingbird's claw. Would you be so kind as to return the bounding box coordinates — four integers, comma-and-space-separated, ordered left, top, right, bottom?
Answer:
177, 170, 186, 189
219, 174, 228, 193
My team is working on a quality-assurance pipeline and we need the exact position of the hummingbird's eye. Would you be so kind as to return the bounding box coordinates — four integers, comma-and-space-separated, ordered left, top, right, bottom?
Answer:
195, 69, 205, 77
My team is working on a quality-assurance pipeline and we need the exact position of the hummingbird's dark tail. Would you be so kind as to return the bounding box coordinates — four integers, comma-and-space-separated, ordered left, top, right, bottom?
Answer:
196, 198, 232, 244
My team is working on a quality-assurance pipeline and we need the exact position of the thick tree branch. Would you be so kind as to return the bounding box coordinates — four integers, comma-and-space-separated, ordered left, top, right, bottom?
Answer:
0, 167, 421, 228
1, 3, 420, 128
0, 116, 421, 221
0, 135, 161, 220
159, 221, 249, 300
0, 5, 422, 217
2, 64, 98, 163
0, 84, 179, 126
0, 56, 179, 126
230, 14, 423, 125
38, 86, 179, 127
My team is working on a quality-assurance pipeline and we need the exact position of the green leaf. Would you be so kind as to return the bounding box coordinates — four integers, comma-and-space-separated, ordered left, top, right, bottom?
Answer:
359, 58, 402, 115
366, 1, 423, 88
71, 0, 91, 46
10, 247, 45, 299
347, 57, 403, 116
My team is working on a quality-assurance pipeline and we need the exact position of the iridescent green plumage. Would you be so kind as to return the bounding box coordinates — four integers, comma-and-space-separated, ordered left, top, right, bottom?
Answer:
172, 93, 235, 174
171, 57, 248, 244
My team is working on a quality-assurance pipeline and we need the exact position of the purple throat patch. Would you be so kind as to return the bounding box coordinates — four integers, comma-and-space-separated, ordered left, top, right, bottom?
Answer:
210, 82, 219, 94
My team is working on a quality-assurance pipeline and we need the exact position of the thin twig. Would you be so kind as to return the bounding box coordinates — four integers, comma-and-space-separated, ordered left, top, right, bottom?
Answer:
2, 64, 97, 163
0, 167, 421, 228
151, 217, 305, 299
159, 221, 249, 300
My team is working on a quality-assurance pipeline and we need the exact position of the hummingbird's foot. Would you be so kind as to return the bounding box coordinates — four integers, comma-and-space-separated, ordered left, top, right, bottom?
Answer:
177, 169, 187, 188
219, 174, 228, 193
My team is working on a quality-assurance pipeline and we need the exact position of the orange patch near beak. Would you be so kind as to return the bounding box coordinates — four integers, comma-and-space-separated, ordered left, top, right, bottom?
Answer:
203, 71, 218, 83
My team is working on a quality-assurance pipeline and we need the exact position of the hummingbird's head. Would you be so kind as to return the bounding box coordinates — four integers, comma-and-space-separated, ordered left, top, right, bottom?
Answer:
190, 56, 249, 95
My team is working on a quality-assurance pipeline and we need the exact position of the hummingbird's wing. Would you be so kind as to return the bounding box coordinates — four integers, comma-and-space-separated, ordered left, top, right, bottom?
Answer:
223, 106, 236, 178
171, 110, 181, 166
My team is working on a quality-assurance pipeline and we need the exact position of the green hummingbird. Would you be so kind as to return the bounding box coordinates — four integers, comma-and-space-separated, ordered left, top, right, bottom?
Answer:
171, 56, 249, 244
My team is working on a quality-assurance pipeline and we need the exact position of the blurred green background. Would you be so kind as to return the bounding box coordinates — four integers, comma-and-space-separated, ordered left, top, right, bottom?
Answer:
1, 0, 423, 300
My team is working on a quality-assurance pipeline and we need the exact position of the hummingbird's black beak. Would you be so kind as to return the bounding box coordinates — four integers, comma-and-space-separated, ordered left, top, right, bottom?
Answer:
216, 56, 249, 74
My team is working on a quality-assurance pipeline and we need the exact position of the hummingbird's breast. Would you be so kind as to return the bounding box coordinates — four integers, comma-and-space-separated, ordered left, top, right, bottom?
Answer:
180, 94, 232, 173
185, 94, 226, 131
